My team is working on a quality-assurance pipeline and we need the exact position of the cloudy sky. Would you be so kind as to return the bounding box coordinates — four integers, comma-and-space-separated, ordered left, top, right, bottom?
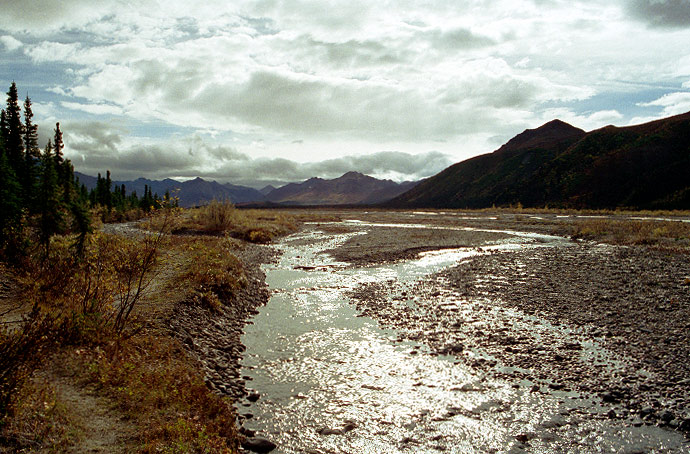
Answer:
1, 0, 689, 187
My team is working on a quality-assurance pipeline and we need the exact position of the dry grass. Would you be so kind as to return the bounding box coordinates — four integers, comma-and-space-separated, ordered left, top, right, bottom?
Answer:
176, 237, 248, 313
0, 377, 78, 451
2, 218, 247, 452
570, 218, 690, 249
141, 201, 297, 243
83, 335, 238, 453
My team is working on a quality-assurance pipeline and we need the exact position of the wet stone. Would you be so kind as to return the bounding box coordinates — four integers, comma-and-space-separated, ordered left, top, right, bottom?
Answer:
241, 437, 277, 453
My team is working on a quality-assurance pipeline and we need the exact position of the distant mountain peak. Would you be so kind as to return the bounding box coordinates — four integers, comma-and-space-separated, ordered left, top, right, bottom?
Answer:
340, 171, 365, 178
499, 119, 585, 154
265, 172, 418, 205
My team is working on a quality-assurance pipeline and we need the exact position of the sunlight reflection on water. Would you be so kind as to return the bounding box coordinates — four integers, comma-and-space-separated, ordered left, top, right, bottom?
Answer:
238, 224, 689, 454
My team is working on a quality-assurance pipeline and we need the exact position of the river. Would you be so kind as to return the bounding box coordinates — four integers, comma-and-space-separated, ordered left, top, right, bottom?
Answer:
237, 219, 689, 454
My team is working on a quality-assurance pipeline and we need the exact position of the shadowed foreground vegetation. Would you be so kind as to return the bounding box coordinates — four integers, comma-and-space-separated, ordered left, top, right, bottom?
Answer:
0, 205, 297, 453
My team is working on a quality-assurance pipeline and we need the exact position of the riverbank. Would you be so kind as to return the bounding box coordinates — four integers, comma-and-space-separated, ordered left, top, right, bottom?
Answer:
0, 205, 295, 453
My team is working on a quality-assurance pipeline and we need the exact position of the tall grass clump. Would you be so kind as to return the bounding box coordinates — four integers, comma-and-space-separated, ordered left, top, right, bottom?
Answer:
166, 201, 297, 243
202, 200, 238, 233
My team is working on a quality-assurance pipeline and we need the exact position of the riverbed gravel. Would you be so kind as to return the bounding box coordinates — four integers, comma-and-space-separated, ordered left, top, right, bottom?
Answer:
167, 242, 276, 401
342, 218, 690, 437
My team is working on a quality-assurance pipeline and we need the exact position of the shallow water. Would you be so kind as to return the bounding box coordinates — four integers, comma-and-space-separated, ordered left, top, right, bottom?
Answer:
238, 224, 689, 453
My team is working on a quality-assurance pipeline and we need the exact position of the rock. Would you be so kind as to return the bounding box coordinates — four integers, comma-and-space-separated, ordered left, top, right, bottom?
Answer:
441, 343, 464, 354
679, 418, 690, 431
318, 427, 343, 436
601, 391, 623, 403
342, 421, 357, 433
640, 406, 654, 417
241, 437, 277, 453
239, 426, 256, 437
659, 410, 674, 422
515, 433, 529, 443
247, 390, 261, 402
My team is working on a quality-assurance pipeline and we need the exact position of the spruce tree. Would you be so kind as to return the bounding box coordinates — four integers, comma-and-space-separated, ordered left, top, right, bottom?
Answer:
104, 170, 112, 209
0, 150, 22, 249
0, 110, 8, 147
23, 96, 39, 210
60, 159, 75, 206
38, 140, 64, 256
4, 83, 24, 174
69, 195, 91, 258
53, 122, 64, 165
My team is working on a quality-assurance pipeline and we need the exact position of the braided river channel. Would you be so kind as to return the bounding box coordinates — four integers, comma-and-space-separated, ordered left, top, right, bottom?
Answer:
237, 220, 689, 453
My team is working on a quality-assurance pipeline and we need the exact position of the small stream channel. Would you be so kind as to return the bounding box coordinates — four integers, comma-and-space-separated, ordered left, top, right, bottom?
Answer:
237, 224, 689, 453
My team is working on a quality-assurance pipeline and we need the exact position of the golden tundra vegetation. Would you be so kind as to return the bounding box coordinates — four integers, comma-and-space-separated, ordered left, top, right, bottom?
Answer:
0, 201, 296, 453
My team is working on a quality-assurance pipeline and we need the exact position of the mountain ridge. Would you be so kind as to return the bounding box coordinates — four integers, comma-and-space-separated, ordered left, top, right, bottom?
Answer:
390, 111, 690, 210
75, 171, 418, 207
265, 171, 418, 205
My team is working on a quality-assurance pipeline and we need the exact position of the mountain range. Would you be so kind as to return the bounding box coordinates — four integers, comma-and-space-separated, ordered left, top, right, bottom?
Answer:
76, 110, 690, 210
75, 171, 418, 207
389, 111, 690, 210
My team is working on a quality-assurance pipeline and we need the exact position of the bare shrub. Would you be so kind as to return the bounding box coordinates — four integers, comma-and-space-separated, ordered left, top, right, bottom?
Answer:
111, 231, 163, 334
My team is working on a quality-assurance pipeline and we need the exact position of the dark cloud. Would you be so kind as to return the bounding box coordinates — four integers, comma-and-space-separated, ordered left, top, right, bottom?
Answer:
0, 0, 123, 31
66, 125, 452, 186
206, 150, 453, 186
186, 70, 503, 140
627, 0, 690, 28
66, 121, 124, 152
296, 36, 408, 67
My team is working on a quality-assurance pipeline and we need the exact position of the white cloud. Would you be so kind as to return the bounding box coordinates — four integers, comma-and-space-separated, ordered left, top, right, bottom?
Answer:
638, 92, 690, 117
3, 0, 690, 180
0, 35, 22, 51
62, 101, 123, 116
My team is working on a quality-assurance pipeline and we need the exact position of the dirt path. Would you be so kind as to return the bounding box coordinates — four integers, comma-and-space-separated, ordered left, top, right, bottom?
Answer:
33, 363, 137, 454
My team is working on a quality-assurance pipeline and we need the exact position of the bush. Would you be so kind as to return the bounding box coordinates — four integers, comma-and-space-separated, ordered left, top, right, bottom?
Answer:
0, 309, 60, 415
199, 200, 237, 233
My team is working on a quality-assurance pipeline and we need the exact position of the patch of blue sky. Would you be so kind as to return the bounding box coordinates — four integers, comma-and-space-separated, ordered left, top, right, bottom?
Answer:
1, 53, 76, 97
125, 119, 197, 141
550, 86, 688, 123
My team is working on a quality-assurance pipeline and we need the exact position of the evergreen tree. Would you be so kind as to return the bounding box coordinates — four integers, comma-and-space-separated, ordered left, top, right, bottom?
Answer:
53, 122, 64, 166
4, 83, 24, 174
69, 197, 91, 258
0, 110, 8, 149
104, 170, 112, 209
0, 151, 22, 249
23, 96, 39, 210
38, 141, 64, 256
60, 159, 75, 206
